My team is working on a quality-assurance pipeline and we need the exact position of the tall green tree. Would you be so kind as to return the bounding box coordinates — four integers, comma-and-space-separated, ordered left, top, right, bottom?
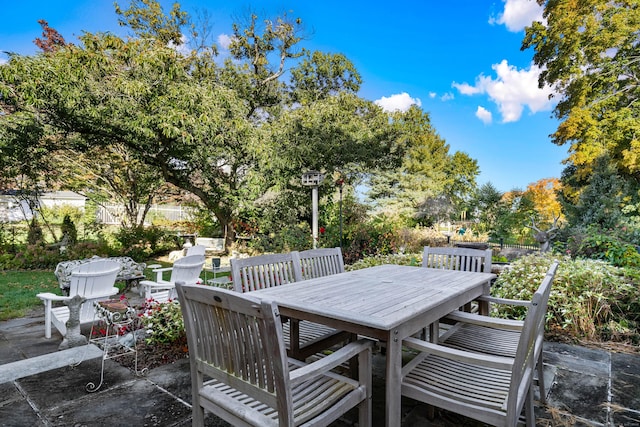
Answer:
366, 106, 479, 224
0, 0, 398, 246
523, 0, 640, 206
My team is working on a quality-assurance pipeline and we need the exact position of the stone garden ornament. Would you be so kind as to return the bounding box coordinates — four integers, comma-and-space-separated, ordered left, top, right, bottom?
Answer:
527, 216, 559, 252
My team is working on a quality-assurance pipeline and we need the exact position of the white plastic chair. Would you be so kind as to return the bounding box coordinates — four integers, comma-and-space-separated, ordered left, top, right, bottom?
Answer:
185, 244, 206, 256
138, 255, 205, 303
37, 259, 120, 339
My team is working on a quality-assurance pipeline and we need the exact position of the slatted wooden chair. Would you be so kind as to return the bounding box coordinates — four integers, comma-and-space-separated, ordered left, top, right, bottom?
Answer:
231, 253, 302, 293
138, 255, 205, 303
440, 261, 559, 404
298, 247, 345, 280
231, 252, 351, 360
176, 283, 373, 427
423, 246, 493, 314
422, 246, 492, 272
401, 261, 558, 427
37, 259, 121, 339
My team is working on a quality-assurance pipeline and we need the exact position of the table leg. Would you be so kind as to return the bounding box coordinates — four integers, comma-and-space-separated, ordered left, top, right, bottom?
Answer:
386, 331, 402, 427
479, 280, 492, 315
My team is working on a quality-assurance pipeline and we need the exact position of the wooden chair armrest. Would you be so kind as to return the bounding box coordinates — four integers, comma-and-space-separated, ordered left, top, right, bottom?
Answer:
403, 336, 514, 370
445, 311, 524, 331
477, 295, 531, 307
289, 339, 373, 385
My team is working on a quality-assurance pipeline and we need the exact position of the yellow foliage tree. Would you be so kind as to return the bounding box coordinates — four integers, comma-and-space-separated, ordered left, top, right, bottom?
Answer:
525, 178, 563, 225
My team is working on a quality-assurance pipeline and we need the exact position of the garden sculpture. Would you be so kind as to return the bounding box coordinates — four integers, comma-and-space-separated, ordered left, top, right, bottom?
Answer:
527, 216, 559, 252
58, 295, 88, 350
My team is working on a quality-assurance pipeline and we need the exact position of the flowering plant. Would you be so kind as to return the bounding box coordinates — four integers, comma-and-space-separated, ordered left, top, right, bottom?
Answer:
139, 299, 185, 345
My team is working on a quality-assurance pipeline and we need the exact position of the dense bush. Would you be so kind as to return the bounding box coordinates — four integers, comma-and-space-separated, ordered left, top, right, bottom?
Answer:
346, 253, 422, 270
0, 244, 61, 270
113, 225, 177, 260
60, 214, 78, 244
348, 252, 640, 345
563, 226, 640, 268
248, 223, 312, 255
26, 218, 44, 245
0, 240, 114, 270
492, 253, 640, 344
140, 299, 185, 345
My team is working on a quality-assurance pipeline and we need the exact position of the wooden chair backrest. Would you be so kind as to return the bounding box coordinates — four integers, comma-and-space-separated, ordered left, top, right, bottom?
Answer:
298, 247, 345, 280
169, 255, 205, 285
231, 252, 303, 293
506, 261, 558, 424
68, 260, 121, 298
422, 246, 492, 273
176, 284, 292, 424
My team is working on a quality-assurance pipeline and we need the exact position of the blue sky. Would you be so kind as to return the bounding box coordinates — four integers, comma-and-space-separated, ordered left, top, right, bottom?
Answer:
1, 0, 567, 193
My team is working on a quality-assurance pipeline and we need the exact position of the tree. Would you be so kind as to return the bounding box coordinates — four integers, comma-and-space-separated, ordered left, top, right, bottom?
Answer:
522, 1, 640, 204
0, 1, 399, 246
445, 151, 480, 216
53, 144, 165, 228
524, 177, 563, 225
469, 183, 504, 236
564, 155, 626, 230
366, 106, 479, 224
34, 20, 68, 52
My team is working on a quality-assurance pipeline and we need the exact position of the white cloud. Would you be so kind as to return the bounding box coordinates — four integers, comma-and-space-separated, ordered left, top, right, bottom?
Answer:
429, 92, 437, 98
452, 82, 482, 96
490, 0, 545, 32
440, 92, 454, 101
375, 92, 422, 112
218, 34, 232, 50
476, 106, 493, 124
452, 60, 555, 123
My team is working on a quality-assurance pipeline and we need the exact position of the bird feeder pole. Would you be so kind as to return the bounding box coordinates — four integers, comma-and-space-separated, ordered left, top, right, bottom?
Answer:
302, 171, 324, 249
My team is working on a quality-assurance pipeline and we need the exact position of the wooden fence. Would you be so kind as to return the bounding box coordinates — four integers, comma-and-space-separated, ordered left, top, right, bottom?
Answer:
96, 204, 194, 225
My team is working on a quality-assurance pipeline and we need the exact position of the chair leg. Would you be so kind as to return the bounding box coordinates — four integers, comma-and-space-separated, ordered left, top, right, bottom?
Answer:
192, 373, 205, 425
525, 382, 535, 427
358, 345, 372, 427
536, 353, 546, 404
43, 300, 52, 339
192, 401, 205, 426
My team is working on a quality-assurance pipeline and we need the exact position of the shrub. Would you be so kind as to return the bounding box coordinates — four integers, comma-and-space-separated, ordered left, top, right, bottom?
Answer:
492, 253, 640, 344
113, 225, 175, 259
248, 223, 312, 254
27, 218, 43, 245
60, 214, 78, 245
566, 226, 640, 268
140, 299, 185, 345
1, 244, 62, 270
346, 253, 422, 270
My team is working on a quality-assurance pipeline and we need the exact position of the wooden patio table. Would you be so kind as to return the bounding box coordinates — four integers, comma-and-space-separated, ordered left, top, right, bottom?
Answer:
253, 264, 496, 427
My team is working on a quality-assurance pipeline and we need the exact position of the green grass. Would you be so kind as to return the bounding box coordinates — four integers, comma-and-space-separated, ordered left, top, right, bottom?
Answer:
0, 270, 59, 321
0, 257, 228, 321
